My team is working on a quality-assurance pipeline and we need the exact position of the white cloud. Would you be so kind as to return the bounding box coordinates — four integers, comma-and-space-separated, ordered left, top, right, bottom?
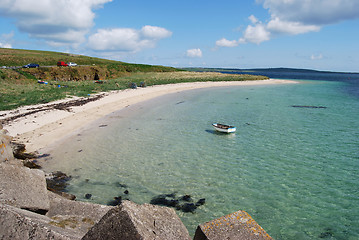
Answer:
267, 17, 320, 35
241, 23, 271, 44
311, 53, 323, 60
0, 32, 14, 48
0, 0, 112, 47
260, 0, 359, 25
216, 38, 239, 47
248, 15, 259, 24
88, 26, 172, 52
217, 0, 359, 47
141, 25, 172, 39
0, 42, 12, 48
186, 48, 202, 58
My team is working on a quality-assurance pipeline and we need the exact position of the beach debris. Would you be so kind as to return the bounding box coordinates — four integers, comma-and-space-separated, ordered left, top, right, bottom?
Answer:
37, 153, 50, 159
99, 124, 107, 128
150, 193, 206, 213
291, 105, 327, 109
139, 81, 146, 87
37, 80, 48, 84
128, 82, 137, 89
0, 93, 106, 125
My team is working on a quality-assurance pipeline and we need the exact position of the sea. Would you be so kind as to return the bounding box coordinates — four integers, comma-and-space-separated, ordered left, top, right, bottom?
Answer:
39, 69, 359, 239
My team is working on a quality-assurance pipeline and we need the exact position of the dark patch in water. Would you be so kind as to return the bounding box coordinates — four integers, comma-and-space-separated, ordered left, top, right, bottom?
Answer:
176, 101, 185, 105
150, 193, 205, 213
319, 228, 334, 238
108, 196, 122, 206
46, 171, 72, 192
115, 182, 128, 188
291, 105, 327, 109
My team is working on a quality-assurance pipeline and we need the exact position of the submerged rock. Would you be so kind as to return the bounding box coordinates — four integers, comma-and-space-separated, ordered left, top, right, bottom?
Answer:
46, 171, 72, 192
178, 203, 197, 213
180, 194, 192, 202
196, 198, 206, 206
22, 159, 42, 169
150, 193, 205, 213
108, 196, 122, 206
291, 105, 327, 109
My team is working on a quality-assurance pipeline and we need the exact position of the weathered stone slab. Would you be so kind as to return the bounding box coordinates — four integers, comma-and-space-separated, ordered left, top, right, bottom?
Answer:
82, 200, 191, 240
46, 191, 112, 224
193, 210, 272, 240
0, 128, 14, 162
0, 162, 50, 212
0, 203, 82, 240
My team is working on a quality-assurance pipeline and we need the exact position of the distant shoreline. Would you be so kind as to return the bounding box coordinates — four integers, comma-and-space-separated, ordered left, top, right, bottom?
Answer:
1, 79, 297, 153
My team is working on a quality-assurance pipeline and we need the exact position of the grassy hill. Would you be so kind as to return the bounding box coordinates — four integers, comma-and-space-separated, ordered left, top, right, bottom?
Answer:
0, 48, 268, 111
0, 48, 177, 72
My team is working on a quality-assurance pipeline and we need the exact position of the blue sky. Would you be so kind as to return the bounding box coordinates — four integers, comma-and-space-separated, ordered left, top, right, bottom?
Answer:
0, 0, 358, 72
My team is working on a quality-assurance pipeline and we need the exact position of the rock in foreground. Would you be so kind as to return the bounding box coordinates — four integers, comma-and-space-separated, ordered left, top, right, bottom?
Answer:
83, 200, 191, 240
193, 210, 272, 240
0, 162, 50, 213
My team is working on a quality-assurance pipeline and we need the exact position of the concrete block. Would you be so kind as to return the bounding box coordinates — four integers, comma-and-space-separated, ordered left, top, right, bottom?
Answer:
193, 210, 272, 240
82, 200, 191, 240
0, 203, 82, 240
0, 129, 14, 162
0, 163, 50, 212
46, 191, 112, 225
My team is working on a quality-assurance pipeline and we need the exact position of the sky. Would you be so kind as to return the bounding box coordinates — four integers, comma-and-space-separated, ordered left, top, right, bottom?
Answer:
0, 0, 358, 72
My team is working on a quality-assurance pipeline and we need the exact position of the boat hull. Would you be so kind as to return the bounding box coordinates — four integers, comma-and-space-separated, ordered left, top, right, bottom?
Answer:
212, 123, 236, 133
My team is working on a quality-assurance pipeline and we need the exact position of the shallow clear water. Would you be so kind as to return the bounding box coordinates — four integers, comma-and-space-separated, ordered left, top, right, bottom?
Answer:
41, 79, 359, 239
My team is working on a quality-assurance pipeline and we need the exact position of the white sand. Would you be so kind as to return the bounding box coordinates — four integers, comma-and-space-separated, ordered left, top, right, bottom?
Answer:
0, 79, 296, 152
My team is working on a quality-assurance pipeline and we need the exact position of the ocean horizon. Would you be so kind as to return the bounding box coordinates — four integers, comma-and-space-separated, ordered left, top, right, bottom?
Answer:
40, 69, 359, 239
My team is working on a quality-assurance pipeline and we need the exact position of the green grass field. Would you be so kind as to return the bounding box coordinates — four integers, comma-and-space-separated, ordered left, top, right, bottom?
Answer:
0, 48, 269, 110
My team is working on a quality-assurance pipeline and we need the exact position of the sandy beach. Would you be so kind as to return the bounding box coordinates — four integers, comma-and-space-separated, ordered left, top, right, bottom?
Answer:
0, 79, 296, 153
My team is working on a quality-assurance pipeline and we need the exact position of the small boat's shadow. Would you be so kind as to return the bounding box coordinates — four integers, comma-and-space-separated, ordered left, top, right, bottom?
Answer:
205, 129, 236, 136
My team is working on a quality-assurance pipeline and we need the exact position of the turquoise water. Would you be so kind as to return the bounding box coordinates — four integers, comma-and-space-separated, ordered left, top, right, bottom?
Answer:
41, 79, 359, 239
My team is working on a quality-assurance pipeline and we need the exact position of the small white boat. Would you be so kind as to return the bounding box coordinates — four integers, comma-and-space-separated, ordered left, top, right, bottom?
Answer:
212, 123, 236, 133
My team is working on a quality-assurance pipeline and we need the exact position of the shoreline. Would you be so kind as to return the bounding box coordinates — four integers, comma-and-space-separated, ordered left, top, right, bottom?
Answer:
1, 79, 296, 153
